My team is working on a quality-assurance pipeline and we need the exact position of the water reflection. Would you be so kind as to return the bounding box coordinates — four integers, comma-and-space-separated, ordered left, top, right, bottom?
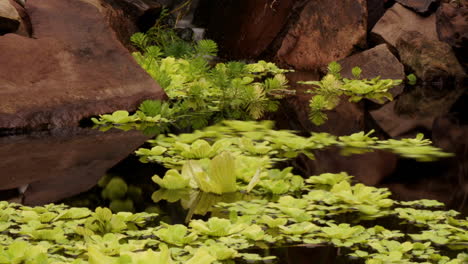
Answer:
0, 127, 148, 205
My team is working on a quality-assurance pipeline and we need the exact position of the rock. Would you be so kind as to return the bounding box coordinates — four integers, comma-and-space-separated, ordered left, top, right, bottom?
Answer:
371, 3, 438, 47
396, 0, 439, 15
203, 0, 295, 59
396, 30, 465, 80
0, 0, 20, 34
81, 0, 162, 49
436, 2, 468, 49
0, 0, 165, 130
8, 0, 31, 36
338, 44, 406, 99
277, 0, 367, 70
0, 128, 148, 205
367, 0, 387, 31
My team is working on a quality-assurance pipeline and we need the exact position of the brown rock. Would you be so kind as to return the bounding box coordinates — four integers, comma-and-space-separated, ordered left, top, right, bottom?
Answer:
203, 0, 295, 59
277, 0, 367, 70
436, 2, 468, 49
0, 0, 165, 130
0, 128, 148, 204
8, 0, 31, 36
371, 3, 438, 47
338, 44, 406, 99
394, 30, 465, 121
0, 0, 20, 34
396, 0, 440, 15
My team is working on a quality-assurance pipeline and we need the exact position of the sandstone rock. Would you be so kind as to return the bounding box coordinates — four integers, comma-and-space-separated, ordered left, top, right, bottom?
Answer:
8, 0, 31, 36
203, 0, 295, 59
0, 128, 148, 204
277, 0, 367, 70
396, 0, 439, 15
436, 2, 468, 49
371, 3, 438, 47
0, 0, 20, 34
0, 0, 165, 130
338, 44, 406, 99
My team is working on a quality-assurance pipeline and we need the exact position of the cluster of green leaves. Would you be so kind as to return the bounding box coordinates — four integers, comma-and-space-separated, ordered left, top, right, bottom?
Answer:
0, 202, 273, 264
2, 171, 467, 264
215, 173, 468, 264
93, 27, 292, 131
300, 62, 403, 125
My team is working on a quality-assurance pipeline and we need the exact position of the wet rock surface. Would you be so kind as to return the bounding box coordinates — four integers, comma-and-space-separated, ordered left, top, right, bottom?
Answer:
371, 3, 438, 47
0, 0, 165, 130
0, 128, 148, 204
276, 0, 367, 70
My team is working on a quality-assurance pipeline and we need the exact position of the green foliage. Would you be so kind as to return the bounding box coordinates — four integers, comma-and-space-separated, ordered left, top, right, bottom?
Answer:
94, 27, 292, 131
407, 73, 418, 85
300, 62, 403, 125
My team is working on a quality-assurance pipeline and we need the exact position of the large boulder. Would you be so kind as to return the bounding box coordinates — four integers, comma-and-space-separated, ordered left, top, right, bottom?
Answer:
0, 0, 20, 34
201, 0, 295, 59
276, 0, 367, 70
395, 0, 440, 15
0, 0, 165, 130
371, 3, 438, 47
436, 2, 468, 49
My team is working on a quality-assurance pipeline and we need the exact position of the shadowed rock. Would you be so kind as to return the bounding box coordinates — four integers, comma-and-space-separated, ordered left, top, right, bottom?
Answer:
277, 0, 367, 70
0, 0, 165, 130
436, 2, 468, 49
202, 0, 295, 59
0, 0, 20, 34
371, 3, 438, 47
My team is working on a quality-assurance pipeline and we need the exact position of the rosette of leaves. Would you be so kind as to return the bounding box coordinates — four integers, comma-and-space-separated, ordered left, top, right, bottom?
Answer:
299, 62, 402, 125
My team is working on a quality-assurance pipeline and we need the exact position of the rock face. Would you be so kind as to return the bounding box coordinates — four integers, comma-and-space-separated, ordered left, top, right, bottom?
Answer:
276, 0, 367, 70
395, 30, 465, 80
0, 128, 148, 204
436, 2, 468, 49
0, 0, 20, 34
371, 3, 438, 47
0, 0, 165, 130
396, 0, 439, 15
203, 0, 295, 59
338, 44, 406, 99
